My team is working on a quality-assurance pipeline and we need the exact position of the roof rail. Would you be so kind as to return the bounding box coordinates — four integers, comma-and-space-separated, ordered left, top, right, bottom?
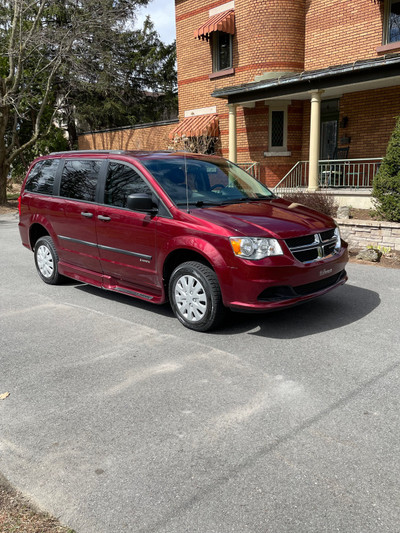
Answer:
49, 149, 125, 155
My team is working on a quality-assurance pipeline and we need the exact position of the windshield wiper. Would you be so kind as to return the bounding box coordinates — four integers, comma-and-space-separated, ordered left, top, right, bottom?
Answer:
176, 196, 274, 208
175, 200, 221, 207
246, 196, 274, 201
217, 196, 273, 205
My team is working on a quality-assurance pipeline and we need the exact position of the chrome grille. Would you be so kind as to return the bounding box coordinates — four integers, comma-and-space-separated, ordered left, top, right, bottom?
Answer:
285, 228, 339, 263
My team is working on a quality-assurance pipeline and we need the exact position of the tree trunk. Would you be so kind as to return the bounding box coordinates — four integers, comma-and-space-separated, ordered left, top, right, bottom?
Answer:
0, 161, 10, 206
67, 117, 78, 150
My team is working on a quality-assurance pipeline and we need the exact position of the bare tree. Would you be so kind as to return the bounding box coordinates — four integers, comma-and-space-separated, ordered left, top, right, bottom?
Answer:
0, 0, 149, 204
168, 134, 220, 155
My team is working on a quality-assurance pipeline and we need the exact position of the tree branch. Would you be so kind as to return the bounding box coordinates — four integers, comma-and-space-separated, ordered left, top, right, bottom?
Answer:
6, 58, 62, 166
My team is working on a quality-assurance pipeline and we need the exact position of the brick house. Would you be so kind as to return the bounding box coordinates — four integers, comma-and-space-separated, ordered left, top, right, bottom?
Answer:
79, 0, 400, 205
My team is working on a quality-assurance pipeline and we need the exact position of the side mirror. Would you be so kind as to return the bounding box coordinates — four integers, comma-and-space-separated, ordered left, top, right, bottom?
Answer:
127, 193, 158, 214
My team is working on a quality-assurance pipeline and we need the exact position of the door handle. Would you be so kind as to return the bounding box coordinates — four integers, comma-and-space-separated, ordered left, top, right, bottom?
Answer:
81, 212, 94, 218
98, 215, 111, 221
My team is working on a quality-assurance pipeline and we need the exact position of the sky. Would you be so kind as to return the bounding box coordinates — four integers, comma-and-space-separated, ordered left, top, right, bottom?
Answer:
136, 0, 177, 44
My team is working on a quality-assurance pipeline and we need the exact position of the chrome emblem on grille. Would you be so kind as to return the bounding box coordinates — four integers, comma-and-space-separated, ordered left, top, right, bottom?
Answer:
285, 229, 339, 264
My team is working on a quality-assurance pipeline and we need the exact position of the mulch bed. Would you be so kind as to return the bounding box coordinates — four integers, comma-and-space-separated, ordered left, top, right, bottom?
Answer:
348, 248, 400, 269
0, 474, 74, 533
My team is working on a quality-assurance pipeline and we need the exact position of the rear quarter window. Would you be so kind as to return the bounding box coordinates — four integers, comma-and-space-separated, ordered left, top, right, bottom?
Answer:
24, 159, 59, 195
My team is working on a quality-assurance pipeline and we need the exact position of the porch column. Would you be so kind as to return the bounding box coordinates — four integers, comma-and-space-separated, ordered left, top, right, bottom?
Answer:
228, 103, 238, 163
308, 90, 323, 191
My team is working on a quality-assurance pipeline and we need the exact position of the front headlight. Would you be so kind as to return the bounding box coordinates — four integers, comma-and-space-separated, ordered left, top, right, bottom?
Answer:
229, 237, 283, 260
334, 226, 341, 253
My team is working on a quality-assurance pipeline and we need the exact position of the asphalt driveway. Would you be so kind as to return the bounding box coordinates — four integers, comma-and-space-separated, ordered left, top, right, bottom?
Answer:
1, 212, 399, 533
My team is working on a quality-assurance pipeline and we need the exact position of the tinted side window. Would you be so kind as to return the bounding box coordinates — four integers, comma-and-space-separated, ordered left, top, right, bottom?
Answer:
25, 159, 59, 195
60, 160, 101, 202
104, 163, 152, 208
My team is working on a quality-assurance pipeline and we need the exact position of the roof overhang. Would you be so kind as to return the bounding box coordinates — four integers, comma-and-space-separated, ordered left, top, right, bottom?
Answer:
211, 55, 400, 104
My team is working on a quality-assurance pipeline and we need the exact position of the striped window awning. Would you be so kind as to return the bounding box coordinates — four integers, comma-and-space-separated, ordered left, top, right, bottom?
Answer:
169, 114, 219, 140
194, 10, 235, 41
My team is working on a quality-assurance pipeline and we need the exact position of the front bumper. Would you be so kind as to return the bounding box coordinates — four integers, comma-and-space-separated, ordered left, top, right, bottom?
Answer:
221, 245, 348, 312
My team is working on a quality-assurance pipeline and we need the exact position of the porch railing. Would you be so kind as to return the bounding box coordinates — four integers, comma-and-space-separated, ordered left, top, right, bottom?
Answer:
273, 158, 382, 194
238, 162, 261, 181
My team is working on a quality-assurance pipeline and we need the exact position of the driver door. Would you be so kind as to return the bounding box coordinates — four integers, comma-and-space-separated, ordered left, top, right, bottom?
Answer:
95, 161, 160, 294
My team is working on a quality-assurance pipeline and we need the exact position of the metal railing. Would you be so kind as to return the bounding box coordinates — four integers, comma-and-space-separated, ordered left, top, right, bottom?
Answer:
239, 162, 261, 181
273, 158, 382, 194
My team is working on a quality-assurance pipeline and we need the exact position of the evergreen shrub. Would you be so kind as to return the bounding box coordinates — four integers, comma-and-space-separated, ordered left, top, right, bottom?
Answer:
372, 116, 400, 222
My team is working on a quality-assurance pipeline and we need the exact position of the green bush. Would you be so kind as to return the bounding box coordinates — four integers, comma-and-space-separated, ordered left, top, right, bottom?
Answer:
372, 116, 400, 222
280, 190, 338, 217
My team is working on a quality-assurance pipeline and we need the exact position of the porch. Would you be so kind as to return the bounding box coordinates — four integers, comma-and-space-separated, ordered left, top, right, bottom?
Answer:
239, 158, 381, 209
275, 157, 382, 209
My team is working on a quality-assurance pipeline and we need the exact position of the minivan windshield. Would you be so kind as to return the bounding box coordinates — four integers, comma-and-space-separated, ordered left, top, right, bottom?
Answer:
141, 155, 275, 207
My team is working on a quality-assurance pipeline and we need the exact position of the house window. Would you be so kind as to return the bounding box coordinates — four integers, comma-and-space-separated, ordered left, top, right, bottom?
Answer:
271, 111, 284, 147
268, 106, 288, 153
212, 32, 232, 72
385, 0, 400, 43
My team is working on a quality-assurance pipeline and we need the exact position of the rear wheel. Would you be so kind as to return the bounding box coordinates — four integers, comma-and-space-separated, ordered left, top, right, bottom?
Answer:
169, 261, 225, 332
34, 236, 62, 285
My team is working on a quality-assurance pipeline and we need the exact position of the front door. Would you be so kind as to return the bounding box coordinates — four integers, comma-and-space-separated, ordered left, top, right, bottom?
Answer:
320, 120, 337, 160
320, 99, 339, 160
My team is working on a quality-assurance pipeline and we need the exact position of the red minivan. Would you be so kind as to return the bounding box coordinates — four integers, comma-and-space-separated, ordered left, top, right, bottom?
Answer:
18, 150, 348, 331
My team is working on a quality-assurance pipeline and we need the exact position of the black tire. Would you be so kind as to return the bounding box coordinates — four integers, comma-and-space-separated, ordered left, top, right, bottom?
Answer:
169, 261, 225, 332
34, 236, 63, 285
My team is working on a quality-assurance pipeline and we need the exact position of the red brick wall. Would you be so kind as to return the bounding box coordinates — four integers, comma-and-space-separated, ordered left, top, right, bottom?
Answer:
78, 122, 178, 151
339, 87, 400, 158
301, 87, 400, 160
217, 100, 305, 187
175, 0, 307, 184
305, 0, 384, 70
176, 0, 306, 117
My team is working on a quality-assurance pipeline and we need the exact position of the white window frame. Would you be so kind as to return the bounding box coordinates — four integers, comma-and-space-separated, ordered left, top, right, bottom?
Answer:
383, 0, 400, 44
212, 31, 233, 73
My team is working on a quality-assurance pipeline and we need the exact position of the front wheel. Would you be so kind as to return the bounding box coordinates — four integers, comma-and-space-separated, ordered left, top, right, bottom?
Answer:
169, 261, 225, 332
34, 236, 63, 285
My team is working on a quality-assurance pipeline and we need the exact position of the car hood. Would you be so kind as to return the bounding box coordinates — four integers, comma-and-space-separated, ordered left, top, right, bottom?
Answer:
186, 198, 336, 239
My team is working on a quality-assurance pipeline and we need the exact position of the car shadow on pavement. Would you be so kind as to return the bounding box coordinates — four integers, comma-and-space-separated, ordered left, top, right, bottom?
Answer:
74, 283, 175, 318
220, 284, 380, 338
75, 282, 380, 340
